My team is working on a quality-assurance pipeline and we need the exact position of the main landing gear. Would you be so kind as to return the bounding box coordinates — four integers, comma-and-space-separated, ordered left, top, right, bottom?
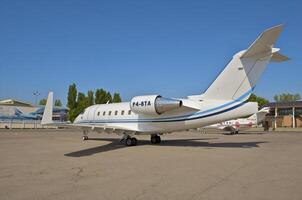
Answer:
151, 135, 161, 144
120, 135, 137, 146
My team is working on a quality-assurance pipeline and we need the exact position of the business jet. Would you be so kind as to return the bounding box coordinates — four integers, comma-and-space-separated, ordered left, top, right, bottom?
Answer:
204, 107, 270, 134
42, 25, 288, 146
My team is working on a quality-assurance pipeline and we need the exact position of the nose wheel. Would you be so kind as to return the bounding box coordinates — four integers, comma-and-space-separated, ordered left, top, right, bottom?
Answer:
151, 135, 161, 144
82, 130, 89, 141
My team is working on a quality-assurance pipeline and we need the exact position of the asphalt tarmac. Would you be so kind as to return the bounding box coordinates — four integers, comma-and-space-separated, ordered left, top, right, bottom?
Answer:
0, 129, 302, 200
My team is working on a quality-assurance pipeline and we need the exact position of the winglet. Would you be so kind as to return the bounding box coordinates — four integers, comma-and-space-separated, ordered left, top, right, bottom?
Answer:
41, 92, 54, 125
241, 24, 284, 58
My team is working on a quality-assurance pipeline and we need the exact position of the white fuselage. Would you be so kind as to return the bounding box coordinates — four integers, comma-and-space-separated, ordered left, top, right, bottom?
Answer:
74, 98, 258, 134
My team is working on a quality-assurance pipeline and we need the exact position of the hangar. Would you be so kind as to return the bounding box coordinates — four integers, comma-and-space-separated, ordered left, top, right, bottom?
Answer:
0, 98, 68, 128
264, 101, 302, 128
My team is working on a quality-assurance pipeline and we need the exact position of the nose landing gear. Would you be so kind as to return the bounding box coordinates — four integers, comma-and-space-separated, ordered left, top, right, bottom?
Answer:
82, 130, 89, 141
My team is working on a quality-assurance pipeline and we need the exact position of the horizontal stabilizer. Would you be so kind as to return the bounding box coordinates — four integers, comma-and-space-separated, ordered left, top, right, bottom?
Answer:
241, 25, 284, 58
271, 51, 290, 62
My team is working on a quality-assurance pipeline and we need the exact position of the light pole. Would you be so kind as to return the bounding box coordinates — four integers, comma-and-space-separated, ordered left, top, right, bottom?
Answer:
33, 90, 40, 106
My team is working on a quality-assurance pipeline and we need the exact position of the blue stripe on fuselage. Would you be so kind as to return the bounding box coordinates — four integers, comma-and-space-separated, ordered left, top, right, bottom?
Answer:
76, 100, 246, 124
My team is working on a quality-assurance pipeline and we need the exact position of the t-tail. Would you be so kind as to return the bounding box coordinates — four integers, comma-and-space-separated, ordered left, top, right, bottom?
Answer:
202, 25, 289, 101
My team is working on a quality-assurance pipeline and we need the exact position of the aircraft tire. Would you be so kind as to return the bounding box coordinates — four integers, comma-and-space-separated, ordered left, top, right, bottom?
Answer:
156, 136, 161, 144
131, 137, 137, 146
151, 136, 157, 144
126, 138, 133, 146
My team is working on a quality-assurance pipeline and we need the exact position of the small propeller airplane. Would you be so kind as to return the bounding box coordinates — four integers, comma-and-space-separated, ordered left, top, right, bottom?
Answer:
42, 25, 289, 146
204, 107, 270, 134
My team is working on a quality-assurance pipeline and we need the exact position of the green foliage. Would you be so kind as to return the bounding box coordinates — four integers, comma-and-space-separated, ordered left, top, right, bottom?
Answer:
76, 92, 89, 116
66, 83, 122, 122
67, 83, 77, 109
106, 92, 112, 103
95, 89, 107, 104
247, 93, 269, 108
54, 99, 62, 107
67, 83, 78, 122
273, 93, 301, 102
39, 98, 47, 105
87, 90, 94, 106
112, 93, 122, 103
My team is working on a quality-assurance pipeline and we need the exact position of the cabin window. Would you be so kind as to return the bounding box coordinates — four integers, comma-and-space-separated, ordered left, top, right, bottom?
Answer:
103, 111, 106, 116
97, 112, 100, 116
121, 110, 125, 115
115, 111, 118, 115
128, 110, 131, 115
108, 111, 112, 116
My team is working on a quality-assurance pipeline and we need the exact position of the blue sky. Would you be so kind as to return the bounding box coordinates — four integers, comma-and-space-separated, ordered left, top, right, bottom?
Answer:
0, 0, 301, 105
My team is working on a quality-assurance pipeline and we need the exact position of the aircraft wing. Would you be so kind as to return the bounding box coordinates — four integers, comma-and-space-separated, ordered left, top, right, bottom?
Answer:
43, 122, 137, 134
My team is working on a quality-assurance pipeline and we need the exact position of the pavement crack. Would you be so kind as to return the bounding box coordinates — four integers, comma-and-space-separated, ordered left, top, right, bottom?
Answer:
71, 167, 84, 182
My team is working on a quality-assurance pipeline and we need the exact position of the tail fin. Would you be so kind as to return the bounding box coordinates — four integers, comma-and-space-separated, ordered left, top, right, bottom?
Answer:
41, 92, 53, 125
14, 108, 23, 116
203, 25, 289, 101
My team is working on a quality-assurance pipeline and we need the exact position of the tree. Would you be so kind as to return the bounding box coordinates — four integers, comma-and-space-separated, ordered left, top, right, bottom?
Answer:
75, 92, 89, 117
67, 83, 77, 109
67, 83, 78, 121
95, 89, 107, 104
247, 94, 269, 108
54, 99, 62, 107
87, 90, 94, 106
274, 93, 301, 102
39, 98, 47, 105
66, 84, 123, 121
112, 92, 122, 103
106, 92, 112, 103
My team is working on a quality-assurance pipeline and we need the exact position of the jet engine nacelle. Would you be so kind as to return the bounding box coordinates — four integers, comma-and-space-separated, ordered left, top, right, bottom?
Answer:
130, 95, 182, 115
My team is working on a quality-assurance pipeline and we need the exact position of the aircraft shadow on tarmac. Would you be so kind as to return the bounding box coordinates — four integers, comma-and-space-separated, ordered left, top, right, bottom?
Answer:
64, 138, 267, 157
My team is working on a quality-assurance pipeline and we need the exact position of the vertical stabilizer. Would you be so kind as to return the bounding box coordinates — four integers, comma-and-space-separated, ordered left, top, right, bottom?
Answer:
41, 92, 53, 125
202, 25, 288, 101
